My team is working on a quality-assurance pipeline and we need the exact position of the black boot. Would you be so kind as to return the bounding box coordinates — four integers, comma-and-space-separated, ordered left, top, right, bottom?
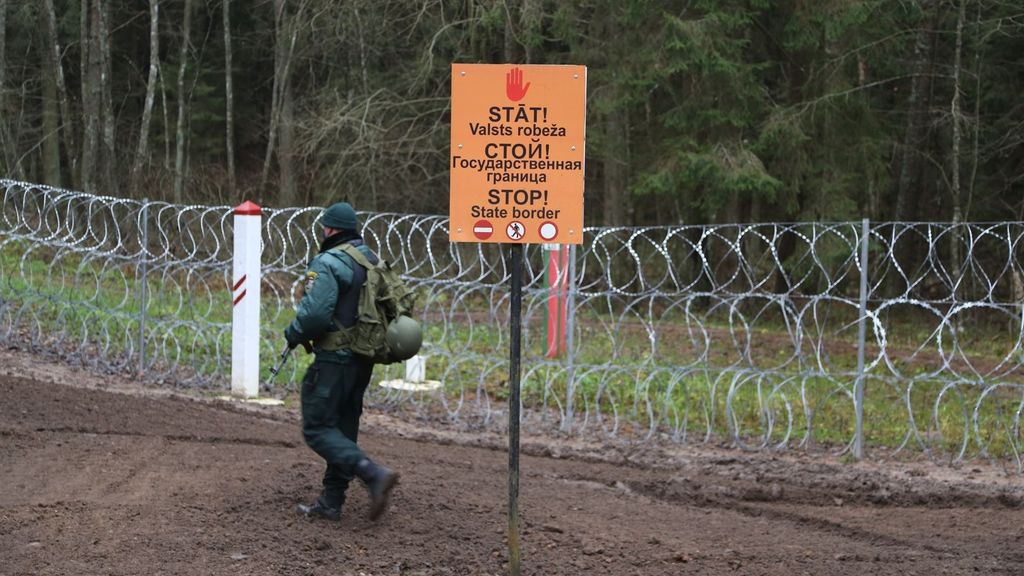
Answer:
296, 496, 341, 521
354, 459, 399, 521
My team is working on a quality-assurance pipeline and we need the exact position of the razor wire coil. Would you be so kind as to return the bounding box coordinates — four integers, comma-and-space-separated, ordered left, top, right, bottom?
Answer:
3, 179, 1024, 468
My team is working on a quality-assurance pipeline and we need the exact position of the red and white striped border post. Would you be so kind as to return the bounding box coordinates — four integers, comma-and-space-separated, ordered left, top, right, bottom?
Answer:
231, 201, 262, 397
544, 244, 569, 358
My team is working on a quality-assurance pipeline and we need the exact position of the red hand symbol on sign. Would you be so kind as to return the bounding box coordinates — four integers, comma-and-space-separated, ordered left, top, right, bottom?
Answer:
506, 67, 530, 101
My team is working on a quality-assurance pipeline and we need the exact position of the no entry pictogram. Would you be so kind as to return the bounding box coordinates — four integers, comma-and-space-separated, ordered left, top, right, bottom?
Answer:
473, 220, 494, 240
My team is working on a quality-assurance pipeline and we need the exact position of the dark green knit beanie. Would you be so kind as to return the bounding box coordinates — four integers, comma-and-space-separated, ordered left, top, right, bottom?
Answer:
321, 202, 358, 231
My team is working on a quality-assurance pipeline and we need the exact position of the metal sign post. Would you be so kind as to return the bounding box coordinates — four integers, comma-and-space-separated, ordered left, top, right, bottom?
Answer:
854, 218, 870, 459
507, 243, 523, 576
137, 199, 150, 377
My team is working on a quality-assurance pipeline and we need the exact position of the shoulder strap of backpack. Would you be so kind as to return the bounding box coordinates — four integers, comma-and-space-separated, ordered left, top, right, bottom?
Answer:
314, 244, 374, 352
331, 243, 376, 271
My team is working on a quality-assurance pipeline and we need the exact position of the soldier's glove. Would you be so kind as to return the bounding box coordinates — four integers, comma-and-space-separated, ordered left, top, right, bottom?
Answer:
284, 327, 301, 349
285, 326, 315, 354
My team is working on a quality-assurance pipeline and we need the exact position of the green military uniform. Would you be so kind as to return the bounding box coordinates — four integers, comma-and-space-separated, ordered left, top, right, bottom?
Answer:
286, 202, 398, 521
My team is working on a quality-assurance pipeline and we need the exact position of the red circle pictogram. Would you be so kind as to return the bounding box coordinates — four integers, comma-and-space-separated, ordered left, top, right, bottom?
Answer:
539, 221, 558, 241
473, 220, 494, 240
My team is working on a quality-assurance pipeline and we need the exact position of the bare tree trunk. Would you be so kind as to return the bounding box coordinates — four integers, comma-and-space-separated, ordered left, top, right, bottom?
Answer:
223, 0, 236, 195
79, 0, 89, 185
889, 0, 939, 299
520, 0, 541, 64
602, 88, 629, 227
38, 4, 62, 185
260, 1, 284, 193
96, 0, 117, 194
855, 53, 879, 220
261, 0, 300, 204
0, 0, 5, 123
503, 0, 519, 63
276, 0, 298, 206
80, 0, 87, 110
42, 0, 77, 185
173, 0, 194, 203
950, 0, 965, 224
894, 0, 937, 222
966, 2, 981, 222
593, 7, 630, 228
278, 74, 296, 205
353, 6, 368, 94
81, 0, 101, 192
950, 0, 966, 306
160, 65, 170, 170
0, 0, 20, 177
132, 0, 160, 194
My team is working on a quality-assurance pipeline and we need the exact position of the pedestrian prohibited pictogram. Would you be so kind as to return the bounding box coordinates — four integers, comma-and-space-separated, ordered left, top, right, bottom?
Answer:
538, 221, 558, 241
507, 221, 526, 240
449, 64, 587, 245
473, 220, 494, 240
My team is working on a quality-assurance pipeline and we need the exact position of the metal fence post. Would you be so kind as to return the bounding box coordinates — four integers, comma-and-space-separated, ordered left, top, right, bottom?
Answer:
562, 243, 578, 433
138, 199, 150, 377
507, 243, 523, 576
854, 218, 870, 459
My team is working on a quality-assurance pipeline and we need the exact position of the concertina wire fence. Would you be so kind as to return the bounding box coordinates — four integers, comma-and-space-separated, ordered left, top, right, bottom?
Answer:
2, 179, 1024, 469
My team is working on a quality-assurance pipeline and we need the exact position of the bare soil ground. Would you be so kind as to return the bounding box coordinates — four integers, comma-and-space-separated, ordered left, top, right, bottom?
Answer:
2, 349, 1024, 576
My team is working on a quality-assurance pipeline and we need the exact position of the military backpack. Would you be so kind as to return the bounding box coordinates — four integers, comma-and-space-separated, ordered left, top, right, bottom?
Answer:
319, 243, 421, 364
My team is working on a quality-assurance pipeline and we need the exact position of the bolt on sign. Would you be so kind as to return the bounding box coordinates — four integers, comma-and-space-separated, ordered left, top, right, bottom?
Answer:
450, 64, 587, 245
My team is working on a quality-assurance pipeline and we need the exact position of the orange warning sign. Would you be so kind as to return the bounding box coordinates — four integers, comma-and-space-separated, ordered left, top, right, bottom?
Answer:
449, 64, 586, 244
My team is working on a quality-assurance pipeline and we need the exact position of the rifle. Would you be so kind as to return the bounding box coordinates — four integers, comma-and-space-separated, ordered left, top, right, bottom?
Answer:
267, 345, 292, 384
266, 341, 313, 385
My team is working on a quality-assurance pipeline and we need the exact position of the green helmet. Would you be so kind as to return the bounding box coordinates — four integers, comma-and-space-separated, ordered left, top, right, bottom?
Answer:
386, 315, 422, 361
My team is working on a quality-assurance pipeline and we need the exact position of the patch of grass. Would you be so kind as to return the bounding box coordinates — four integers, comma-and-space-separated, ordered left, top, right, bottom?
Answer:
2, 237, 1021, 460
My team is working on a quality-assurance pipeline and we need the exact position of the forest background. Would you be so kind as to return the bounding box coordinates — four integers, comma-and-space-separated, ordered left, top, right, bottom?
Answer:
0, 0, 1022, 226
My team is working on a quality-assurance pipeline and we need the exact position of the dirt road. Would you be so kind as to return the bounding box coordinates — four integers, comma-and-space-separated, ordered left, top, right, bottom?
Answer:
2, 353, 1023, 575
